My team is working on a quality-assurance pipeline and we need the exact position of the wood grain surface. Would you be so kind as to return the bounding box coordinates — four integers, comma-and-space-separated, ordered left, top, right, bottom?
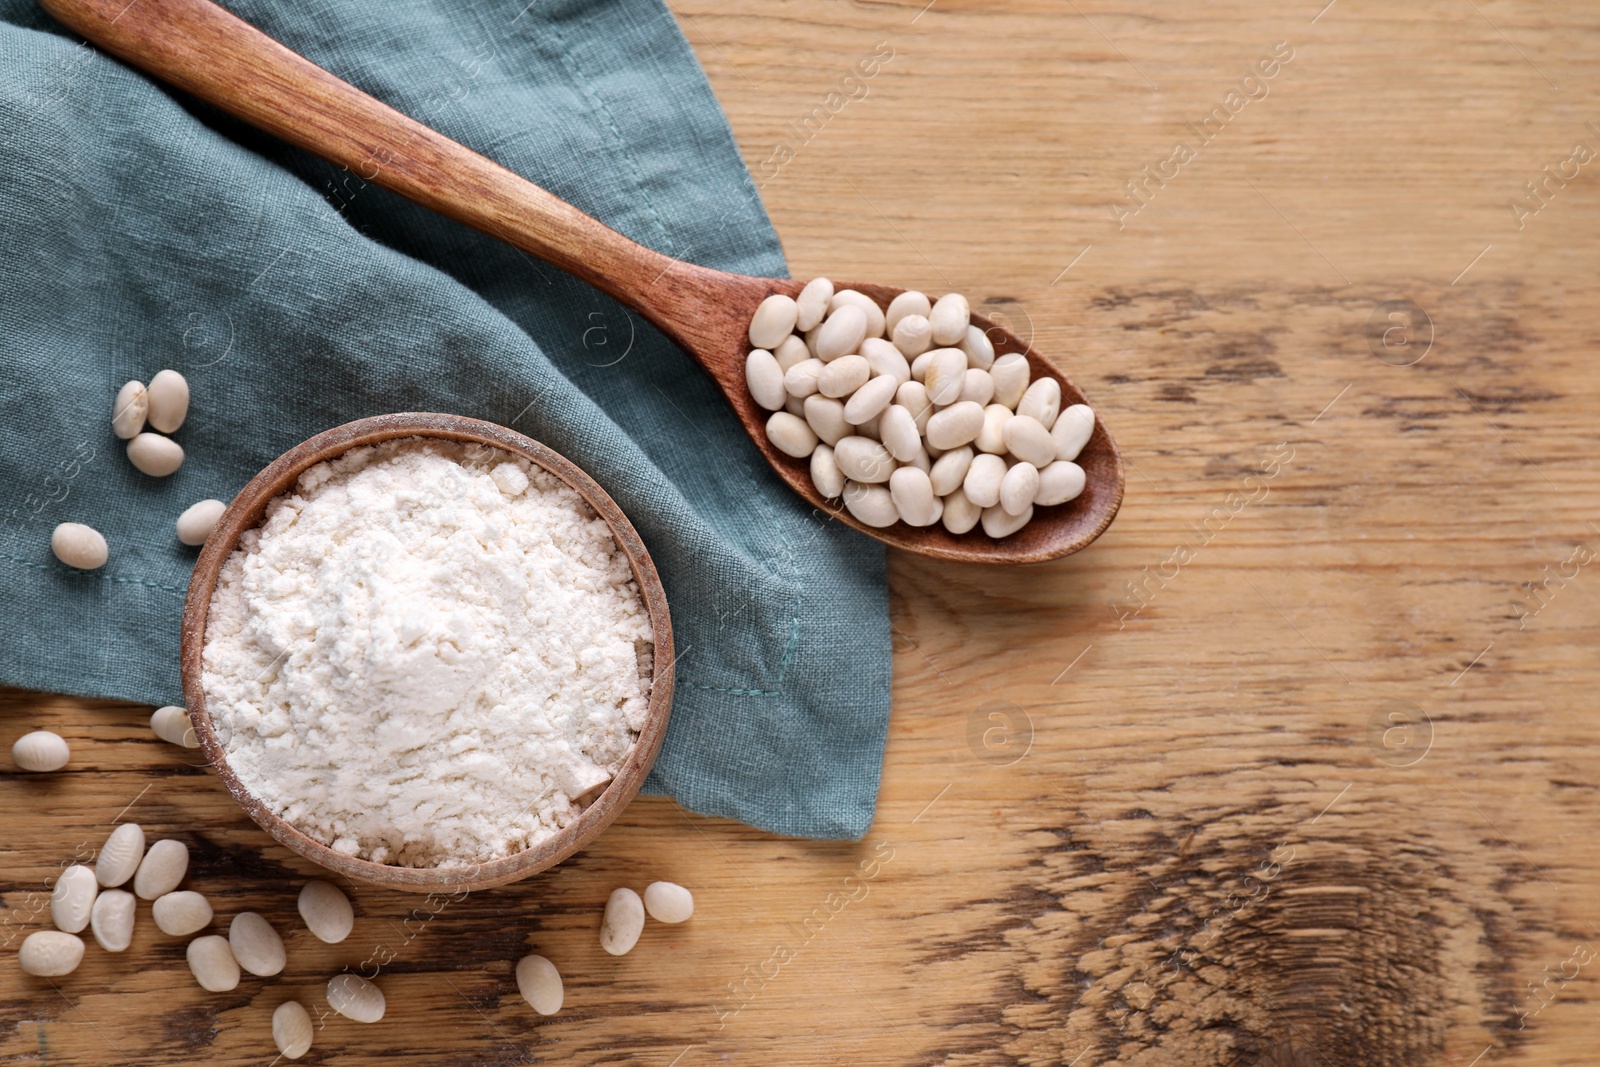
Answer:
5, 1, 1599, 1064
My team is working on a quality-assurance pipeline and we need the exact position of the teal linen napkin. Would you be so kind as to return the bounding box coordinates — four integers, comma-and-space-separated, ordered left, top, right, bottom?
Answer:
0, 0, 890, 839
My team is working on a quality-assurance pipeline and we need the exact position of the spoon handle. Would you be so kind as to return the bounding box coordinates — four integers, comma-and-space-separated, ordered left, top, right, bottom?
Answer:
39, 0, 718, 321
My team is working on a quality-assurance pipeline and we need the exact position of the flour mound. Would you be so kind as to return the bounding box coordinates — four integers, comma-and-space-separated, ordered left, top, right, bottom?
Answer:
203, 438, 654, 868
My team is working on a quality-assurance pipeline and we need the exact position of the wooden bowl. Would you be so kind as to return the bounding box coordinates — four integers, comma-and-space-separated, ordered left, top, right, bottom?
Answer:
179, 413, 674, 893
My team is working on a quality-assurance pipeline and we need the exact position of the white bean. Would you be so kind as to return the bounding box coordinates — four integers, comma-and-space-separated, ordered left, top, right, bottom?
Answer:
884, 290, 931, 336
842, 482, 899, 527
843, 373, 898, 425
328, 973, 385, 1022
51, 865, 97, 933
859, 338, 911, 385
176, 499, 227, 547
13, 729, 70, 771
889, 467, 941, 527
854, 412, 882, 440
1000, 462, 1041, 516
783, 358, 824, 399
877, 405, 921, 463
958, 368, 995, 406
600, 887, 645, 956
127, 432, 184, 477
516, 954, 564, 1015
828, 289, 886, 338
187, 934, 241, 992
891, 314, 932, 358
1017, 378, 1062, 430
50, 523, 107, 570
975, 403, 1011, 454
958, 324, 995, 370
150, 706, 199, 750
982, 502, 1034, 538
745, 349, 787, 411
834, 437, 895, 484
903, 445, 932, 473
929, 293, 971, 345
794, 277, 834, 332
804, 396, 851, 447
813, 305, 868, 361
922, 348, 968, 406
96, 823, 145, 888
1052, 404, 1095, 461
941, 488, 982, 535
818, 355, 870, 398
19, 931, 84, 976
990, 353, 1030, 409
963, 453, 1007, 508
643, 881, 695, 924
91, 889, 136, 952
1003, 414, 1057, 467
896, 381, 934, 433
134, 838, 190, 899
146, 369, 190, 434
273, 1001, 314, 1059
909, 350, 933, 383
298, 881, 353, 944
929, 447, 974, 497
773, 335, 811, 373
153, 890, 212, 936
766, 412, 819, 459
112, 380, 147, 439
229, 912, 286, 976
1035, 461, 1088, 506
784, 394, 807, 416
810, 445, 845, 499
925, 401, 985, 450
748, 294, 799, 349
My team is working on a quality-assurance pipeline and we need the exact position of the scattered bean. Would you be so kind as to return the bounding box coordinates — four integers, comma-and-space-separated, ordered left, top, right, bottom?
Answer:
748, 294, 799, 349
13, 729, 70, 772
883, 290, 930, 336
1017, 378, 1062, 430
150, 706, 199, 750
745, 349, 787, 411
982, 502, 1033, 538
1002, 414, 1057, 468
643, 882, 695, 924
812, 305, 868, 362
328, 973, 385, 1022
794, 277, 834, 332
298, 880, 354, 943
833, 437, 895, 484
50, 523, 107, 570
126, 432, 184, 477
146, 369, 190, 433
516, 954, 564, 1014
134, 838, 190, 899
842, 373, 897, 425
273, 1001, 314, 1059
112, 380, 148, 439
229, 912, 286, 976
1035, 461, 1087, 506
51, 865, 97, 933
600, 887, 645, 956
1051, 404, 1095, 462
96, 823, 145, 888
176, 499, 226, 547
766, 412, 820, 459
829, 289, 886, 338
842, 482, 899, 527
153, 890, 213, 936
187, 934, 240, 992
1000, 462, 1041, 516
19, 931, 84, 976
91, 889, 136, 952
928, 293, 971, 346
889, 467, 941, 527
810, 445, 845, 499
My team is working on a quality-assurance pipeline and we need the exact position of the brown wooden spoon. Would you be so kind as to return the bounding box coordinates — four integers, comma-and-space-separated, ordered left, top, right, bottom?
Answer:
40, 0, 1123, 564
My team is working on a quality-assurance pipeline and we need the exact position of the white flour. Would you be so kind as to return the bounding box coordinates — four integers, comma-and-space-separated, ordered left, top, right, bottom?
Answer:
203, 438, 654, 868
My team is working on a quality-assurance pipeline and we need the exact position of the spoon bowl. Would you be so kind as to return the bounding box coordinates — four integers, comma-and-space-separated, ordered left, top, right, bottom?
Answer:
42, 0, 1123, 564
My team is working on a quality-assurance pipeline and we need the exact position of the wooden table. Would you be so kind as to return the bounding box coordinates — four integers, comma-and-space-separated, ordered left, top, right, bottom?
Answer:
5, 1, 1598, 1063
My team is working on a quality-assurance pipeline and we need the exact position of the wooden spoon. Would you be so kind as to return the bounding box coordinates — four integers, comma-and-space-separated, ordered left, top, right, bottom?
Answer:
40, 0, 1123, 564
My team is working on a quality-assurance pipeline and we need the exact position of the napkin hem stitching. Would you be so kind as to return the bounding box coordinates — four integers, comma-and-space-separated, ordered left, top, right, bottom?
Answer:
0, 553, 189, 594
677, 614, 800, 696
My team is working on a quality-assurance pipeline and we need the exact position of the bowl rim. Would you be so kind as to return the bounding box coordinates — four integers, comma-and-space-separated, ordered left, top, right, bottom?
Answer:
179, 412, 674, 893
